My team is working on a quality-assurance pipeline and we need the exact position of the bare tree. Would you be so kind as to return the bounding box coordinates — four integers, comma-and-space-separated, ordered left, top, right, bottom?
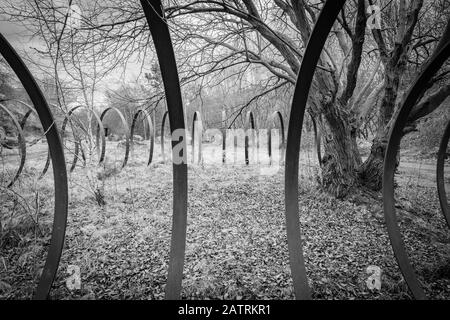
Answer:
2, 0, 449, 197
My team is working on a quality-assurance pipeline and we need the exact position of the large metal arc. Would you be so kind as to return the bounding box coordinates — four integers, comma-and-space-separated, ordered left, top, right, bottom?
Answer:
0, 102, 26, 188
98, 107, 130, 168
285, 0, 346, 299
191, 111, 203, 164
130, 108, 155, 166
61, 105, 105, 172
383, 41, 450, 300
0, 33, 68, 299
437, 120, 450, 228
141, 0, 188, 300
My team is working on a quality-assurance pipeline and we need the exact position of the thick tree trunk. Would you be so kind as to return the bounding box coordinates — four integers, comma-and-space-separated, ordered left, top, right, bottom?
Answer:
358, 135, 387, 191
318, 103, 362, 198
356, 55, 403, 191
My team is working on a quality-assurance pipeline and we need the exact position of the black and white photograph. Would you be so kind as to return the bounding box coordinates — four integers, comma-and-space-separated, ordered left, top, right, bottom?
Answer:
0, 0, 449, 307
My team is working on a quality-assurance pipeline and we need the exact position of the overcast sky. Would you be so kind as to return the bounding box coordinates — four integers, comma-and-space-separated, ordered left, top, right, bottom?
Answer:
0, 9, 149, 108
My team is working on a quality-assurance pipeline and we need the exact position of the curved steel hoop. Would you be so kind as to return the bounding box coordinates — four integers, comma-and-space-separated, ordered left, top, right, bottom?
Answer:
268, 111, 285, 164
7, 99, 51, 178
141, 0, 188, 300
161, 110, 170, 163
130, 108, 155, 166
98, 107, 130, 168
285, 0, 346, 300
191, 111, 203, 164
244, 111, 257, 165
61, 105, 106, 172
437, 120, 450, 228
383, 41, 450, 300
0, 33, 68, 299
0, 103, 26, 187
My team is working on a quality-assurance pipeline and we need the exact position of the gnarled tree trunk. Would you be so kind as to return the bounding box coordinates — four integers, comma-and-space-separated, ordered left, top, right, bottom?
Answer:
358, 135, 388, 191
317, 101, 362, 198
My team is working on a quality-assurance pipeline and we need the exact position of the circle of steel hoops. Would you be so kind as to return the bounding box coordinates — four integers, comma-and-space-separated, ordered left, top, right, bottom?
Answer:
4, 0, 442, 301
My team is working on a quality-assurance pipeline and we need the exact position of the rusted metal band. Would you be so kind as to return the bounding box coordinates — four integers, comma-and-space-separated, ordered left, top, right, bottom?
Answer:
437, 119, 450, 228
141, 0, 188, 300
161, 110, 170, 163
285, 0, 347, 299
383, 40, 450, 300
98, 107, 130, 168
0, 103, 26, 188
130, 108, 155, 166
0, 33, 69, 300
191, 111, 203, 164
61, 105, 105, 172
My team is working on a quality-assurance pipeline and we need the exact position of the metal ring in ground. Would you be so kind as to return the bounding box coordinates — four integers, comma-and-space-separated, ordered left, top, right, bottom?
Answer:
61, 105, 106, 172
268, 111, 285, 164
0, 102, 26, 188
141, 0, 188, 300
160, 110, 170, 163
130, 108, 155, 166
98, 107, 130, 168
244, 111, 257, 165
437, 120, 450, 228
0, 33, 68, 300
383, 40, 450, 300
285, 0, 346, 299
191, 111, 203, 164
5, 99, 51, 178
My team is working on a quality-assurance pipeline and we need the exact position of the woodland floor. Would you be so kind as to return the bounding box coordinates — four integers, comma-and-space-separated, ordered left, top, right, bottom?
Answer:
0, 141, 449, 300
